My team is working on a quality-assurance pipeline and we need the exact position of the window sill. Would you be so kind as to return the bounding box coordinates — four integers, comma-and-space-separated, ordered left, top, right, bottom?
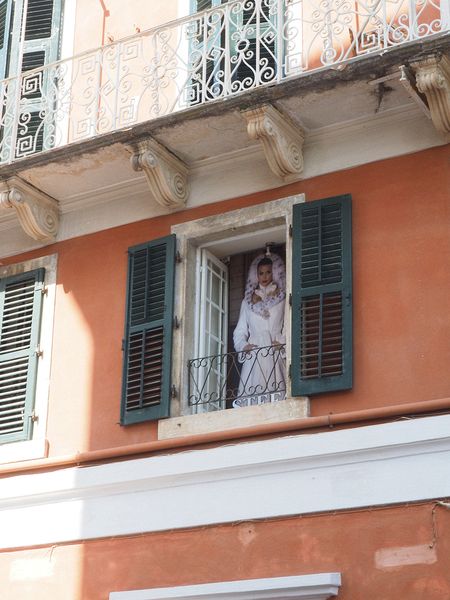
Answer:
158, 397, 309, 440
0, 438, 48, 465
110, 573, 341, 599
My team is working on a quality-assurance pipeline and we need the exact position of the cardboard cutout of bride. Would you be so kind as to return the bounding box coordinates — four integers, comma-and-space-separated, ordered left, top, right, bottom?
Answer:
233, 252, 286, 406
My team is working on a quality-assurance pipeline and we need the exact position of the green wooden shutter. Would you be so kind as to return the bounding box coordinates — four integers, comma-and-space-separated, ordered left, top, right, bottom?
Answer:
193, 0, 214, 11
0, 0, 13, 80
121, 235, 176, 424
291, 195, 352, 395
0, 268, 45, 443
189, 0, 221, 105
7, 0, 62, 157
9, 0, 62, 76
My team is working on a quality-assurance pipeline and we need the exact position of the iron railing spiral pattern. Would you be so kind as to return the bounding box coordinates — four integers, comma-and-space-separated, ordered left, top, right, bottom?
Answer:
188, 343, 286, 410
0, 0, 446, 164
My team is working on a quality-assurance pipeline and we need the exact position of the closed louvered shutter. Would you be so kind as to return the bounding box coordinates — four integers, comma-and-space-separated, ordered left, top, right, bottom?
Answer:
0, 268, 45, 443
121, 235, 176, 424
6, 0, 62, 157
8, 0, 62, 76
195, 0, 213, 10
0, 0, 13, 80
291, 195, 352, 395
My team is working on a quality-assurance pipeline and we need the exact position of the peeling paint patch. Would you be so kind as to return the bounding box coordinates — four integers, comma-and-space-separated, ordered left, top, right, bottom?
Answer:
375, 544, 437, 569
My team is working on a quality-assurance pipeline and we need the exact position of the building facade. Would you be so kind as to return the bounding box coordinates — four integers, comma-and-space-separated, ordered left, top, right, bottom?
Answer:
0, 1, 449, 598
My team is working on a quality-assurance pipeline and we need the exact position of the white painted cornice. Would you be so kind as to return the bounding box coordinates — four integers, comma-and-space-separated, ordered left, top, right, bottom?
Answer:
1, 414, 450, 549
242, 104, 305, 179
412, 53, 450, 134
109, 573, 342, 600
0, 176, 59, 242
131, 138, 189, 208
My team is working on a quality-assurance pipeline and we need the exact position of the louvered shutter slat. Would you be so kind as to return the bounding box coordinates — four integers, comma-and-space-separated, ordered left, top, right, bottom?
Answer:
4, 0, 62, 157
24, 0, 54, 40
121, 236, 176, 424
291, 196, 352, 395
0, 0, 12, 79
196, 0, 213, 11
0, 269, 44, 442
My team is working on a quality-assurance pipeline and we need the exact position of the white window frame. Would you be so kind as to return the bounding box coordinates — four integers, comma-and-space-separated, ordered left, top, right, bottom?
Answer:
170, 194, 305, 422
194, 247, 229, 413
0, 253, 57, 463
110, 573, 341, 600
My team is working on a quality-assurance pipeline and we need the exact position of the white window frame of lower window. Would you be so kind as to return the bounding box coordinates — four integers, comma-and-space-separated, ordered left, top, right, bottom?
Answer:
194, 247, 229, 413
169, 194, 305, 421
110, 573, 341, 600
0, 253, 57, 464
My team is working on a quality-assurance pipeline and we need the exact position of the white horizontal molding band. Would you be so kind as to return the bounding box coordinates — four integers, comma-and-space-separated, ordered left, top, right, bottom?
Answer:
2, 415, 450, 549
110, 573, 341, 600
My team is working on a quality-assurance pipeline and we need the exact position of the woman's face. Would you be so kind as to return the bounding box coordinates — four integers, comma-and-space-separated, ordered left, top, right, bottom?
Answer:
257, 264, 273, 287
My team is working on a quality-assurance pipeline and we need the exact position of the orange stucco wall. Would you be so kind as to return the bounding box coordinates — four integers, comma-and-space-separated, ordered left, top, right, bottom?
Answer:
2, 145, 449, 456
72, 0, 179, 54
1, 501, 450, 599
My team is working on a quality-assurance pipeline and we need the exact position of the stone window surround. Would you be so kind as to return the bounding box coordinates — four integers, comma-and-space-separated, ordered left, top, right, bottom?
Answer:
159, 194, 309, 439
0, 254, 57, 464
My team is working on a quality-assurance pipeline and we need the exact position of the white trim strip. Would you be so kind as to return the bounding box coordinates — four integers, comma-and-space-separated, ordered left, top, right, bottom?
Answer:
109, 573, 342, 600
1, 415, 450, 549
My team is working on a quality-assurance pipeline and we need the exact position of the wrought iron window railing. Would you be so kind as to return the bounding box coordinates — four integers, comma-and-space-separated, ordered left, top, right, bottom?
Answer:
188, 344, 286, 410
0, 0, 446, 165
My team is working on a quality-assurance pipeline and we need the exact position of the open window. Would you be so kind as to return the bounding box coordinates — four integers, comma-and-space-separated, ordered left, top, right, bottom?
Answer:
120, 194, 353, 425
190, 242, 287, 413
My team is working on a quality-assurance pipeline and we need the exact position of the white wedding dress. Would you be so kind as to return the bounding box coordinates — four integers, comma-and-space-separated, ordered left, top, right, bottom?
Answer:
233, 291, 286, 406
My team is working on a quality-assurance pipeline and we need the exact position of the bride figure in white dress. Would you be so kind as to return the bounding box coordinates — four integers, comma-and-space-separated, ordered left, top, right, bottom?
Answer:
233, 252, 286, 406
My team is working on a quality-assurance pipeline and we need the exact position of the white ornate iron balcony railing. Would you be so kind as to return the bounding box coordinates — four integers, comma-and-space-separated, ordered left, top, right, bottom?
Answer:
188, 344, 287, 410
0, 0, 447, 164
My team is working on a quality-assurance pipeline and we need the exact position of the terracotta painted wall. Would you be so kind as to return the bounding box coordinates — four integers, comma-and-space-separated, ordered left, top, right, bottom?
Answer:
2, 145, 449, 456
72, 0, 179, 54
1, 501, 450, 600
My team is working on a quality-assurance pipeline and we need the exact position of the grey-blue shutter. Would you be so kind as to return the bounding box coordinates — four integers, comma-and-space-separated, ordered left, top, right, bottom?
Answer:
291, 195, 352, 395
193, 0, 213, 10
8, 0, 63, 157
0, 0, 13, 80
9, 0, 62, 75
121, 235, 176, 424
0, 268, 45, 443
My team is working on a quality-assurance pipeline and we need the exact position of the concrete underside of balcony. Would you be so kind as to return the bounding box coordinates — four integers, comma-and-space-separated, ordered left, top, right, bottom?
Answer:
0, 36, 448, 257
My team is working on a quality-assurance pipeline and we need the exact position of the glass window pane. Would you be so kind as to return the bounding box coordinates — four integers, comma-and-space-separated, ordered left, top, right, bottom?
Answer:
211, 273, 220, 305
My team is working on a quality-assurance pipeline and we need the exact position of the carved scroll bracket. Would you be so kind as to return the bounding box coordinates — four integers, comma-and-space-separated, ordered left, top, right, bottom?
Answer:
0, 176, 59, 242
242, 104, 305, 179
412, 53, 450, 134
131, 138, 189, 209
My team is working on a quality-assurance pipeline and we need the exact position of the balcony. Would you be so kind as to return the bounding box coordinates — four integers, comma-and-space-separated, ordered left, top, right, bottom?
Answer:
188, 344, 287, 411
0, 0, 447, 166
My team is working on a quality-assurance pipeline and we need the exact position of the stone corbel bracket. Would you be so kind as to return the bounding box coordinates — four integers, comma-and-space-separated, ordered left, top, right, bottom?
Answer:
0, 176, 59, 242
242, 104, 305, 179
131, 138, 189, 209
412, 53, 450, 134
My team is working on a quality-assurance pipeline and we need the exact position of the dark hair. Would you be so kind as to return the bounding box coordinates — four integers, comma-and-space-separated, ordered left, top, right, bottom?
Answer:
257, 257, 273, 270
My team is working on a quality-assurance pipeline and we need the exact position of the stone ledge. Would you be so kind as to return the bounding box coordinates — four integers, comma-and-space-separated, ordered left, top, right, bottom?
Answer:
158, 397, 309, 440
109, 573, 341, 600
